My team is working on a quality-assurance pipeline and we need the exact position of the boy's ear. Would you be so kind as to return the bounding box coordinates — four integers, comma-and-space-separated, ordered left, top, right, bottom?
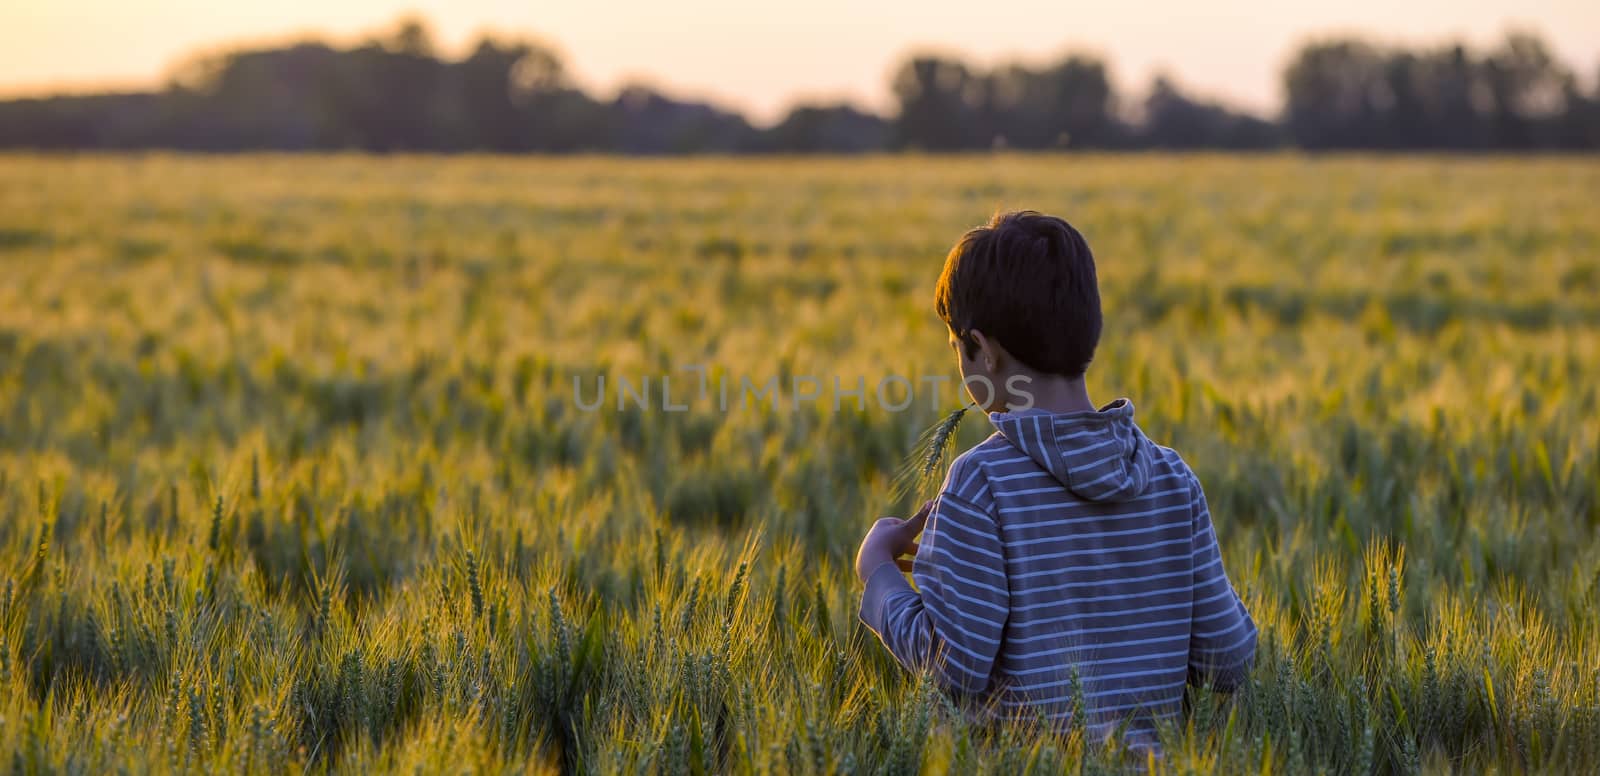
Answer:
969, 329, 1000, 371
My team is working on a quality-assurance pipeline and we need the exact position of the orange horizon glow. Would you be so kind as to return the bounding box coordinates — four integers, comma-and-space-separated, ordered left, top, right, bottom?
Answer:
2, 0, 1598, 122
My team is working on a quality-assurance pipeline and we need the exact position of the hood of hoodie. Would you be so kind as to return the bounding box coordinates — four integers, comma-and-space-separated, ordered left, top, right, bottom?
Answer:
988, 398, 1154, 503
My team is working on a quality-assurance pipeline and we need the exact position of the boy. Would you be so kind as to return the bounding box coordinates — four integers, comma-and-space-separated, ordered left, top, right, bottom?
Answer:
855, 211, 1256, 745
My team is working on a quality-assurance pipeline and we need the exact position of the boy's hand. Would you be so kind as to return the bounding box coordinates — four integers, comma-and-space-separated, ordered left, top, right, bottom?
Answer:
855, 500, 932, 582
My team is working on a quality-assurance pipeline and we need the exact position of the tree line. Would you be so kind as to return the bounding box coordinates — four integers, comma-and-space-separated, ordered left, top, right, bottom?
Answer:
1, 18, 1595, 152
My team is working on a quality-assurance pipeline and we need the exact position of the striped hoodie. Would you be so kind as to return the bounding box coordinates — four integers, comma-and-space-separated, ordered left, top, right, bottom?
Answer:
859, 399, 1256, 743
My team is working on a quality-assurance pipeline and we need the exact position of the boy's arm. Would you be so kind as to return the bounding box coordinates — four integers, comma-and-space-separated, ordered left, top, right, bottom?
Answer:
858, 490, 1008, 695
1185, 469, 1258, 691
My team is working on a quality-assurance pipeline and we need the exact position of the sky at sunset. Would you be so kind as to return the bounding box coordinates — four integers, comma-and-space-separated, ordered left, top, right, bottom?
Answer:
3, 0, 1598, 122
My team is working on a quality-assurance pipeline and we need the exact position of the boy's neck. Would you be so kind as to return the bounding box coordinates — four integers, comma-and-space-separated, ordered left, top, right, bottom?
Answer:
1005, 371, 1096, 414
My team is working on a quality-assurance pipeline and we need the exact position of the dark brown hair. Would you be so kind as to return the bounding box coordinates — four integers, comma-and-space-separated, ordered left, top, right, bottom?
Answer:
934, 211, 1102, 378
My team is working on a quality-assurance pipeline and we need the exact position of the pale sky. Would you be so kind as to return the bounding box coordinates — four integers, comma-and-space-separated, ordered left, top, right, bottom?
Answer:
2, 0, 1597, 123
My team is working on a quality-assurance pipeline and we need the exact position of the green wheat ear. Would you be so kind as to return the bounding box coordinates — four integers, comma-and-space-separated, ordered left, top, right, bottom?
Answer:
891, 405, 970, 503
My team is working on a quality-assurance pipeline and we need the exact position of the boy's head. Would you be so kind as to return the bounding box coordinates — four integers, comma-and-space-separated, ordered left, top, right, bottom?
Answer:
935, 211, 1101, 408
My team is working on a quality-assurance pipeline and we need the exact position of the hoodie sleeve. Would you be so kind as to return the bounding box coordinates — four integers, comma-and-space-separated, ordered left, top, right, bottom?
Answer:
1185, 469, 1258, 691
859, 490, 1009, 695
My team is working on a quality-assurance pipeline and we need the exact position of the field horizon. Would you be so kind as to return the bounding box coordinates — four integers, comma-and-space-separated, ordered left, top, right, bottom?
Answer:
0, 153, 1596, 773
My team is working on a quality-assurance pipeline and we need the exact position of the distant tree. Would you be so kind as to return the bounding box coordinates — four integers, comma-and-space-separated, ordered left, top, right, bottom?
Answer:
0, 15, 1594, 152
454, 38, 548, 150
1480, 32, 1571, 147
763, 103, 888, 152
0, 92, 171, 148
971, 57, 1119, 149
1026, 56, 1119, 148
353, 21, 454, 150
890, 57, 984, 150
387, 17, 435, 57
890, 53, 1121, 150
606, 86, 759, 154
1139, 75, 1280, 149
504, 46, 612, 152
452, 40, 526, 149
166, 43, 346, 149
1404, 45, 1489, 149
1570, 63, 1600, 147
1283, 31, 1588, 150
1283, 40, 1390, 149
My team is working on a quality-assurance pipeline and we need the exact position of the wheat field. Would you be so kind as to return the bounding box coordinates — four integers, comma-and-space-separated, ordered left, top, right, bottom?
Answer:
0, 154, 1597, 773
